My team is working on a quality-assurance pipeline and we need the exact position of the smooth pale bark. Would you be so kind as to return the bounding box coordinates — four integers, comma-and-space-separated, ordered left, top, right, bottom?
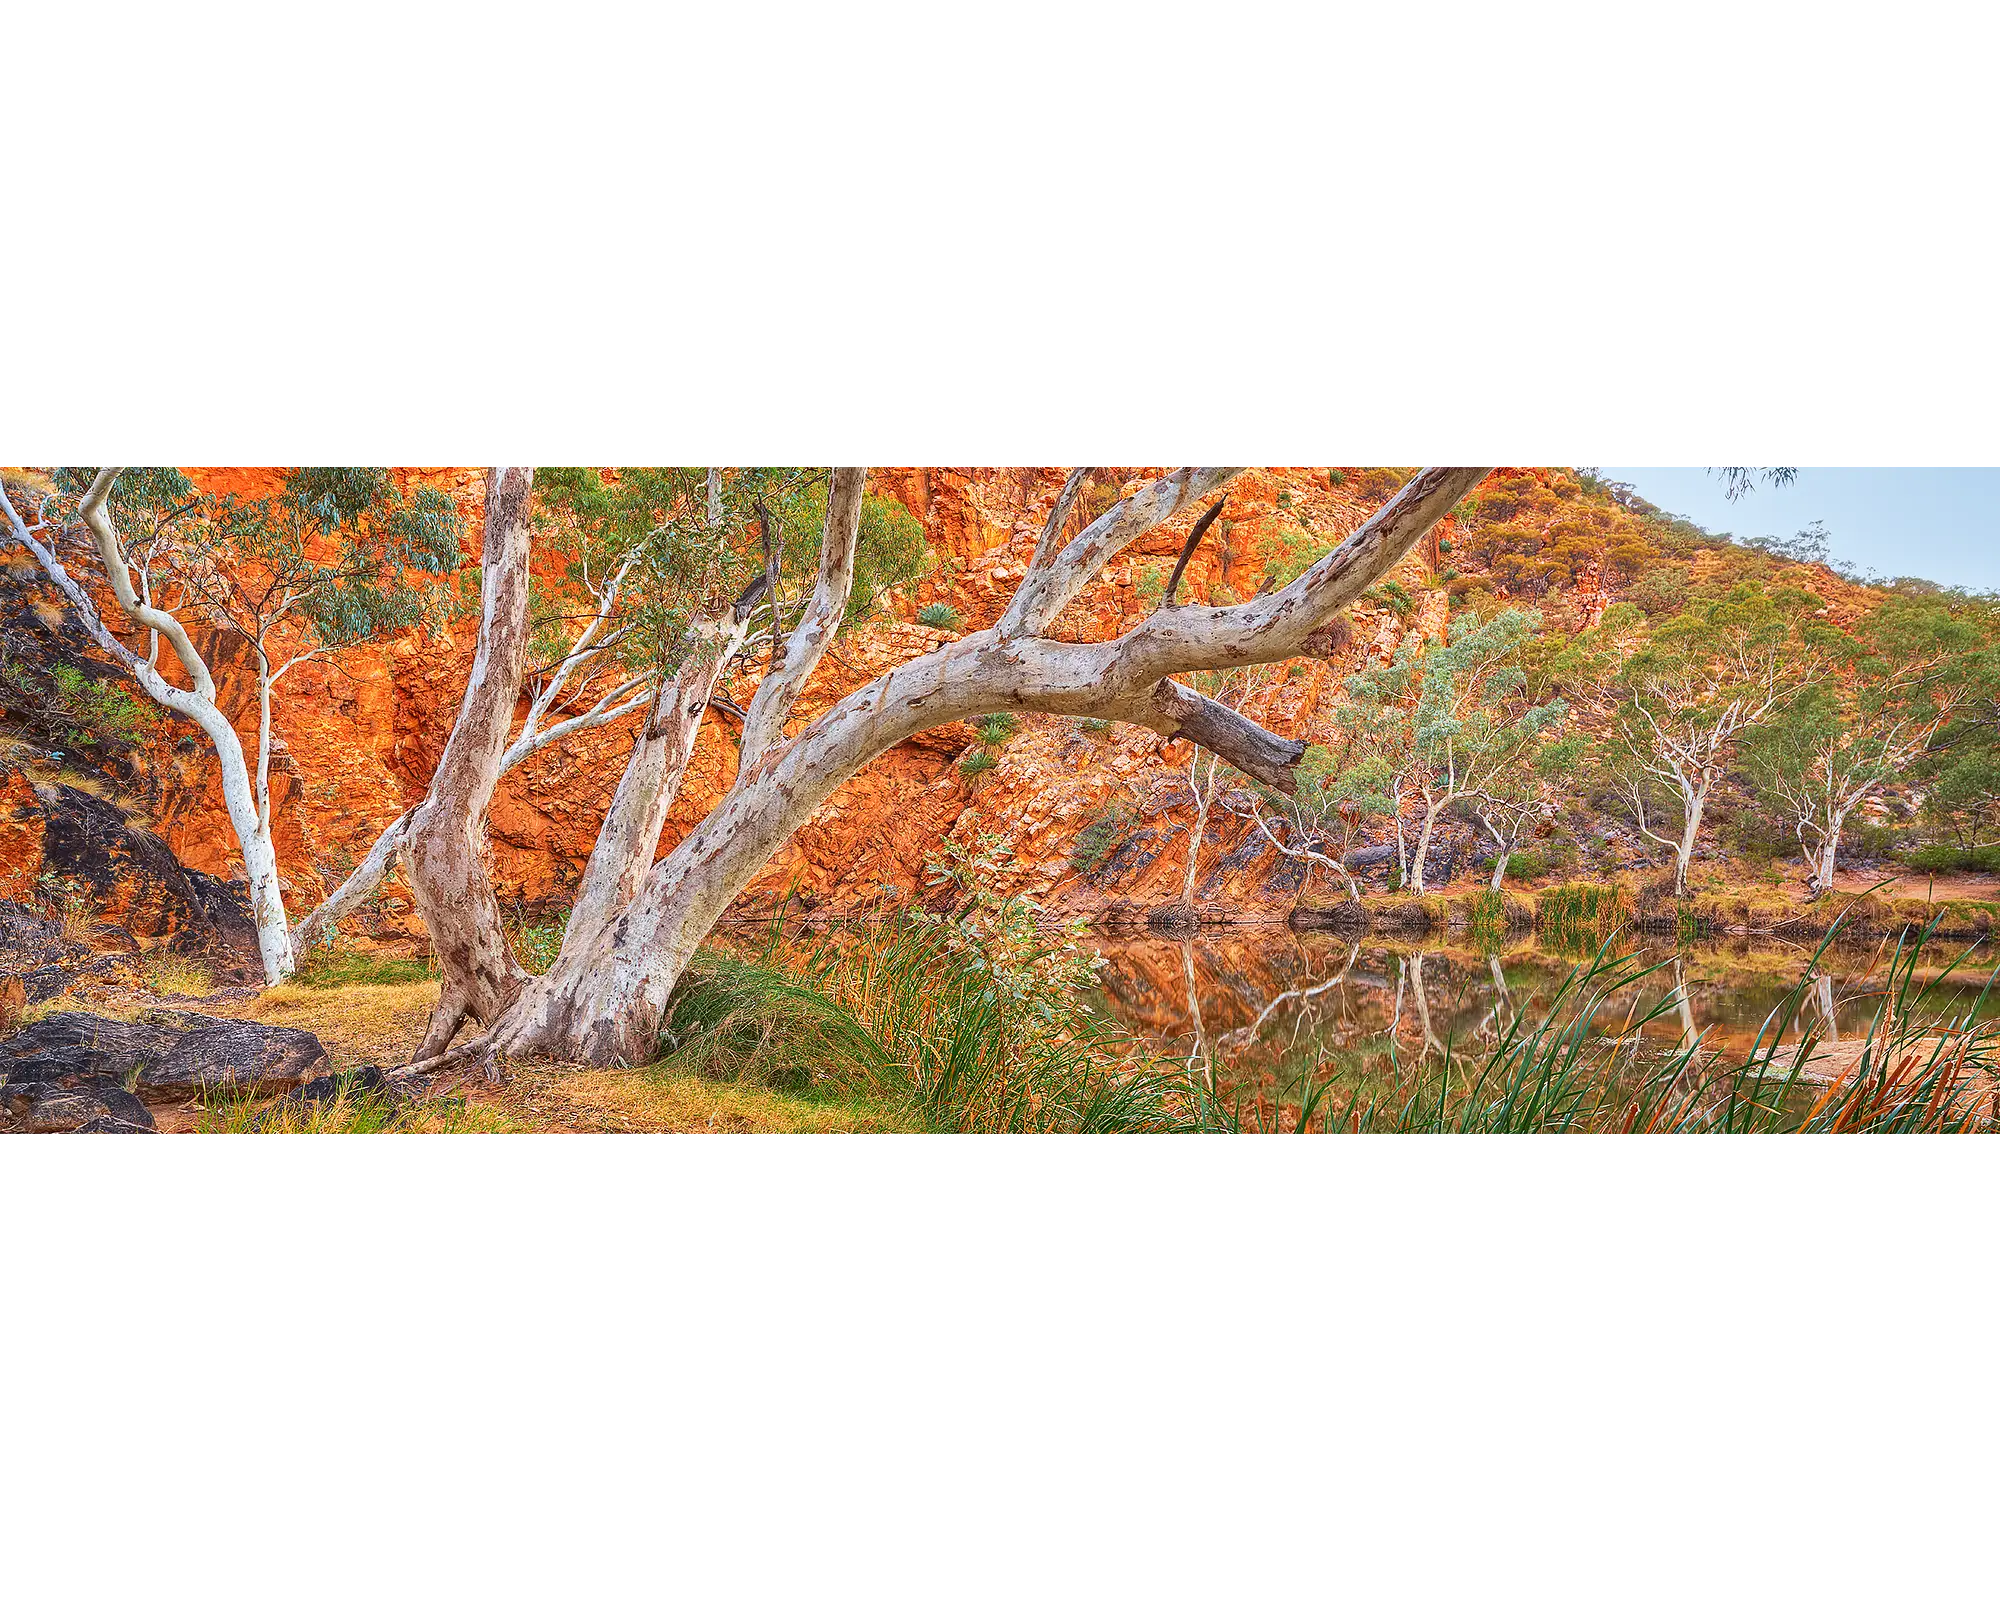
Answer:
1619, 670, 1791, 899
561, 606, 756, 955
1024, 468, 1091, 576
1409, 798, 1442, 896
449, 468, 1486, 1070
1000, 468, 1243, 638
735, 468, 866, 773
1181, 752, 1221, 913
1475, 803, 1528, 892
405, 468, 538, 1061
291, 811, 414, 953
10, 473, 296, 981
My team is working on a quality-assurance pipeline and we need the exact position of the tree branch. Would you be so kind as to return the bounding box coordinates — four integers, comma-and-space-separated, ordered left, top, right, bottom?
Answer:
736, 467, 866, 772
999, 467, 1244, 638
1161, 494, 1228, 606
1023, 467, 1091, 580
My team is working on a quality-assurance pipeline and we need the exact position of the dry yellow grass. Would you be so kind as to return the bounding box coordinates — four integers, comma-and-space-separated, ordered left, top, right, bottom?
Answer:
138, 951, 215, 999
237, 979, 441, 1073
31, 764, 110, 799
498, 1062, 914, 1134
233, 979, 902, 1133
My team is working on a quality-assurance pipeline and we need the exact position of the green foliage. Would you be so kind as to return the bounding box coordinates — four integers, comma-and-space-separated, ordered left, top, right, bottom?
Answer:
1070, 794, 1139, 874
917, 601, 963, 630
1364, 578, 1416, 619
1627, 567, 1689, 618
42, 664, 158, 750
507, 908, 569, 974
1534, 884, 1627, 956
1345, 607, 1569, 802
291, 948, 434, 988
1905, 843, 2000, 874
51, 466, 468, 658
832, 488, 932, 620
959, 746, 998, 777
1077, 717, 1112, 737
969, 712, 1018, 746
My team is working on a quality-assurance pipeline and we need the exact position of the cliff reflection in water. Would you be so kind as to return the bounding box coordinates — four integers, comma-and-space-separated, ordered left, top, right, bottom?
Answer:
1081, 927, 2000, 1102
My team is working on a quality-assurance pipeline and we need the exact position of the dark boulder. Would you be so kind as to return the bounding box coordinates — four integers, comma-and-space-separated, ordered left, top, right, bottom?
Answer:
72, 1115, 158, 1134
1, 1078, 157, 1133
0, 898, 92, 1005
0, 1009, 326, 1100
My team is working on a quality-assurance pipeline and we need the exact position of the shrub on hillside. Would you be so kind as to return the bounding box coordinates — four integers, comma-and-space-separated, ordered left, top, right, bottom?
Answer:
1905, 843, 2000, 874
916, 601, 963, 630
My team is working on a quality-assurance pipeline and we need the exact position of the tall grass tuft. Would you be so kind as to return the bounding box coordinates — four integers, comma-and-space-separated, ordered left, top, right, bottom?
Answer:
1535, 883, 1625, 957
1463, 889, 1509, 949
659, 918, 1200, 1133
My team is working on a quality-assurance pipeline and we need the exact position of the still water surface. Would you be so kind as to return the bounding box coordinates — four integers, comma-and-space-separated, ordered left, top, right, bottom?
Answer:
1080, 926, 2000, 1102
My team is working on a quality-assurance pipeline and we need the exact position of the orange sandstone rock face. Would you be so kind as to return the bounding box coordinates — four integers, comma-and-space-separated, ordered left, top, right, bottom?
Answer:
92, 469, 1436, 935
0, 766, 47, 903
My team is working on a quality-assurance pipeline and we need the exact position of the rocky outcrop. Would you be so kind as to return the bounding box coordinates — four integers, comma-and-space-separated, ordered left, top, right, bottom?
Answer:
0, 1009, 327, 1101
1, 1077, 156, 1133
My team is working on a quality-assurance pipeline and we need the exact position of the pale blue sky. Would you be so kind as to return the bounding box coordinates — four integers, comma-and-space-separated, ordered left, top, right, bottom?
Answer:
1594, 469, 2000, 592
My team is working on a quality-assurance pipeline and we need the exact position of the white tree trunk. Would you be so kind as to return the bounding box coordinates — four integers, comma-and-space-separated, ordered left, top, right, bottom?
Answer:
1673, 784, 1706, 898
1409, 798, 1441, 897
23, 472, 297, 982
1808, 807, 1848, 899
561, 606, 756, 955
735, 468, 866, 773
404, 468, 538, 1061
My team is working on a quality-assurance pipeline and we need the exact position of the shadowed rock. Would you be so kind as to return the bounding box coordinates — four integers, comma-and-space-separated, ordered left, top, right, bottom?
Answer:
1, 1078, 157, 1133
0, 1009, 326, 1100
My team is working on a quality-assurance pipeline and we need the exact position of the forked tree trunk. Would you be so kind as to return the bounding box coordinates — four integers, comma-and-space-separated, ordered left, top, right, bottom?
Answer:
424, 467, 1488, 1072
1806, 808, 1848, 900
405, 468, 538, 1061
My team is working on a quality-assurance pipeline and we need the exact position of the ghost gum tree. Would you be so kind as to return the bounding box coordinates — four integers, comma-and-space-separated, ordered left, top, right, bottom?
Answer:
1740, 597, 1979, 898
1342, 606, 1570, 896
1606, 585, 1817, 898
0, 467, 466, 982
390, 466, 1488, 1073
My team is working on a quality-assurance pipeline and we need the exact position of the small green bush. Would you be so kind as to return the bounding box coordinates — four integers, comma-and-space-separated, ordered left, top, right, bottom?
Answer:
970, 712, 1018, 746
960, 747, 998, 777
1906, 843, 2000, 874
1070, 798, 1137, 874
1365, 578, 1416, 619
1078, 717, 1112, 737
917, 602, 963, 630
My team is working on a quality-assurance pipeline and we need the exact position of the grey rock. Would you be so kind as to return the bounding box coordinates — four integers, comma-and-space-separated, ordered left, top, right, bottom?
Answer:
0, 1009, 326, 1100
1, 1077, 157, 1133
